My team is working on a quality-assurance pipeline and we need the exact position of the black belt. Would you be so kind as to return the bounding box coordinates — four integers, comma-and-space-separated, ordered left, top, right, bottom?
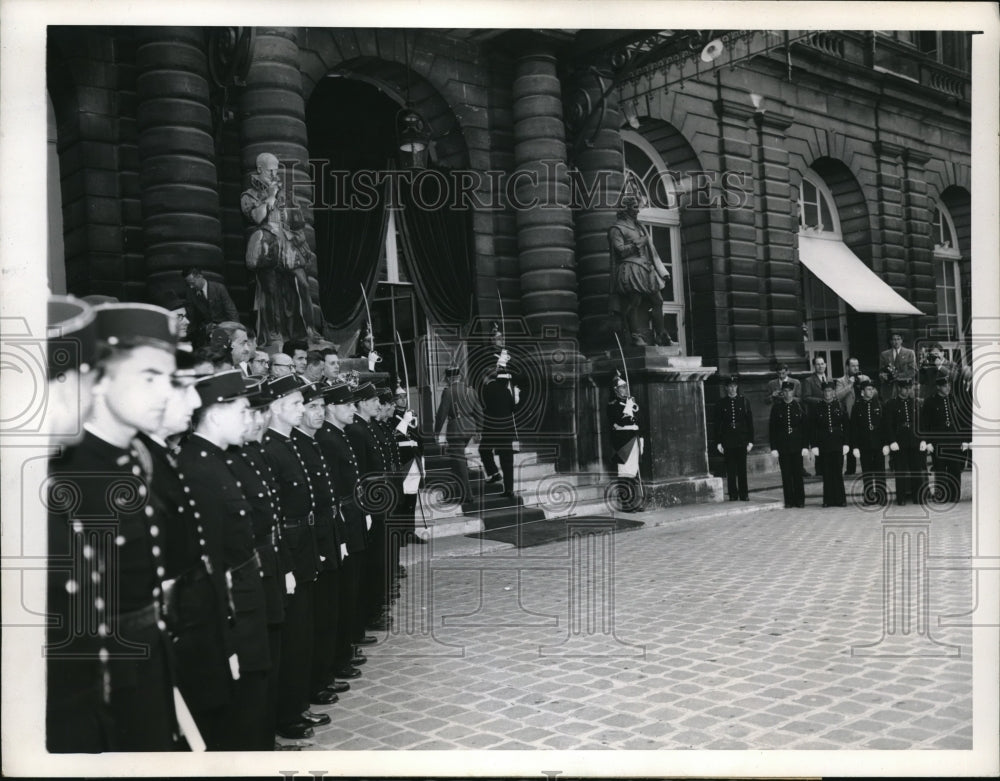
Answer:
282, 511, 315, 528
115, 603, 160, 634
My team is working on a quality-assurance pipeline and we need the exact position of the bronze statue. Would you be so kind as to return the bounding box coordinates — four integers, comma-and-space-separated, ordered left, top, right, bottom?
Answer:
241, 152, 319, 344
607, 195, 673, 347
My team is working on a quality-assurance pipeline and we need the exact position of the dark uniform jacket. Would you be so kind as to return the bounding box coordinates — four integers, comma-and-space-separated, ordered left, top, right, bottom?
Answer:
849, 397, 885, 451
315, 422, 368, 554
140, 433, 231, 712
481, 371, 518, 438
345, 415, 391, 524
882, 395, 921, 448
921, 393, 961, 445
809, 400, 847, 452
227, 443, 287, 625
391, 407, 424, 478
261, 429, 320, 584
178, 436, 271, 674
769, 399, 808, 453
715, 395, 755, 450
291, 427, 343, 572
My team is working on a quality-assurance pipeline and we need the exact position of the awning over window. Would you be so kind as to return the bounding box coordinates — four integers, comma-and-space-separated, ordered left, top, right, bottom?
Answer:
798, 234, 923, 316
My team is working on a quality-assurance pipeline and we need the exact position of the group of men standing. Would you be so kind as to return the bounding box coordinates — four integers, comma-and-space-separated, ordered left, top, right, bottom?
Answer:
45, 295, 424, 752
710, 331, 971, 509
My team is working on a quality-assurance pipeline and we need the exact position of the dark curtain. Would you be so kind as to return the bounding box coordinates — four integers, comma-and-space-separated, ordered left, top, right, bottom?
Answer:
317, 186, 388, 330
395, 178, 474, 327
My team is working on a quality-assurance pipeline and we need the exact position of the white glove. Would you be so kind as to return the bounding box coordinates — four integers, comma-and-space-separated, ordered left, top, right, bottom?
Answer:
285, 572, 296, 595
511, 439, 521, 453
365, 513, 373, 531
395, 410, 414, 434
639, 437, 645, 455
882, 445, 890, 456
437, 433, 447, 445
961, 442, 970, 452
319, 555, 326, 562
716, 443, 724, 454
919, 441, 927, 452
512, 385, 520, 405
800, 448, 810, 457
228, 653, 240, 681
497, 348, 510, 368
811, 447, 820, 457
842, 445, 849, 456
770, 449, 778, 458
368, 350, 381, 372
889, 442, 900, 452
925, 443, 934, 453
340, 543, 349, 560
852, 448, 860, 459
746, 443, 754, 453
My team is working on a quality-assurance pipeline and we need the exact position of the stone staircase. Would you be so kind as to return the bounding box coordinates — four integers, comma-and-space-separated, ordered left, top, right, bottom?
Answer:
413, 449, 612, 541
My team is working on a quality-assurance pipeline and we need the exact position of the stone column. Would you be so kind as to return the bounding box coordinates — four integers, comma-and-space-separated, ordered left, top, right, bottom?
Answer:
510, 43, 579, 339
135, 28, 225, 296
566, 65, 625, 352
239, 27, 322, 337
712, 98, 761, 373
872, 140, 907, 344
900, 149, 937, 330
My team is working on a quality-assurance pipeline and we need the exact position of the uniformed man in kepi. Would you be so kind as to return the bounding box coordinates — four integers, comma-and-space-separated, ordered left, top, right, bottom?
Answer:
849, 379, 887, 506
316, 381, 375, 680
479, 334, 521, 499
261, 375, 321, 741
921, 373, 964, 503
606, 370, 643, 512
769, 380, 809, 509
714, 376, 754, 502
882, 377, 925, 506
391, 380, 425, 548
46, 295, 99, 447
47, 303, 183, 752
174, 371, 271, 749
808, 381, 848, 508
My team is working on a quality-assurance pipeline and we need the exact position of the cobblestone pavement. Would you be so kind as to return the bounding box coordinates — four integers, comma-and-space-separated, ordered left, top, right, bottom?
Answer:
308, 492, 975, 753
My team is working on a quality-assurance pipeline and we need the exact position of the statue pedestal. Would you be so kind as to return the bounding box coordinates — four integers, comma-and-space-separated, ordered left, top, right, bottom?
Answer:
595, 348, 723, 507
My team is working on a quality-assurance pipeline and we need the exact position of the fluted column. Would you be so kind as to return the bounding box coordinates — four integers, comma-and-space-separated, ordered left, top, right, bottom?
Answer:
239, 27, 322, 332
567, 66, 625, 352
511, 44, 579, 338
135, 28, 225, 295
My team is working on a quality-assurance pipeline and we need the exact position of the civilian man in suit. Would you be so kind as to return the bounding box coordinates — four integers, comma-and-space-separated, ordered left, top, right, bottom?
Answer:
714, 376, 754, 501
801, 355, 830, 476
183, 267, 240, 348
433, 365, 479, 505
879, 331, 917, 399
766, 364, 801, 405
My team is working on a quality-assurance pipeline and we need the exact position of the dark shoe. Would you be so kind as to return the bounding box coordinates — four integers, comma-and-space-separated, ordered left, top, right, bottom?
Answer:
334, 666, 361, 679
326, 681, 350, 694
485, 473, 502, 484
355, 635, 378, 646
309, 689, 339, 705
739, 496, 749, 501
350, 655, 367, 666
276, 722, 315, 740
300, 710, 332, 726
631, 333, 648, 347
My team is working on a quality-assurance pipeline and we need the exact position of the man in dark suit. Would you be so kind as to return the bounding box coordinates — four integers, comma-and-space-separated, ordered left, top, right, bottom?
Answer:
769, 381, 809, 508
878, 331, 917, 400
714, 376, 754, 501
433, 365, 480, 504
183, 267, 240, 347
801, 355, 830, 476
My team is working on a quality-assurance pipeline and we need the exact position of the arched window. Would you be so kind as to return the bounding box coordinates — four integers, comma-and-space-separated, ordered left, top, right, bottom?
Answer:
931, 201, 964, 362
621, 131, 687, 350
798, 171, 847, 376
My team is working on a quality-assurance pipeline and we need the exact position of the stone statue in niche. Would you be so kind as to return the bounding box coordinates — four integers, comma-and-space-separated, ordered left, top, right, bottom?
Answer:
241, 152, 319, 344
607, 195, 674, 347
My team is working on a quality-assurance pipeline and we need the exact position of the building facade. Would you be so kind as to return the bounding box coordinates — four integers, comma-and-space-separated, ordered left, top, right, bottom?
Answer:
47, 27, 972, 474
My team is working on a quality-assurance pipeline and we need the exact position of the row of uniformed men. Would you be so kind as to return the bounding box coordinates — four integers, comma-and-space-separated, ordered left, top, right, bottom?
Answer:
45, 297, 422, 752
